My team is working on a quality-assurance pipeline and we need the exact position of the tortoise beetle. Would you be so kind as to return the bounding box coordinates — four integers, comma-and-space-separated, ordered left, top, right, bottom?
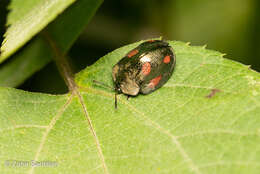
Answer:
94, 39, 176, 108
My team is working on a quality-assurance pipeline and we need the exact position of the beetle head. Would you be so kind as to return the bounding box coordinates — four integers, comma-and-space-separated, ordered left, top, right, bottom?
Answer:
117, 77, 140, 96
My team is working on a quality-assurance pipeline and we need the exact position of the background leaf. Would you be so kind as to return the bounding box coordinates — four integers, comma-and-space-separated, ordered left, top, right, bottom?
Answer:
0, 0, 103, 87
1, 40, 260, 173
0, 37, 51, 87
0, 0, 76, 62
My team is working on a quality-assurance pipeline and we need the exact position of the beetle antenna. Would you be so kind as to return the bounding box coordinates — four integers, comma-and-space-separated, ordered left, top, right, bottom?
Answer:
93, 80, 114, 90
115, 93, 117, 109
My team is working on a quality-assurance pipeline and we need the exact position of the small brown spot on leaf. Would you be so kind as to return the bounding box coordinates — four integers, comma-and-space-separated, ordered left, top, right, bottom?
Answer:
200, 63, 205, 67
206, 88, 221, 98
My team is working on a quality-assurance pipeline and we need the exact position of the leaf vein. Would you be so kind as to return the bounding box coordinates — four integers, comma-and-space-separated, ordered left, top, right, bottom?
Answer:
0, 125, 48, 133
76, 90, 110, 174
199, 161, 260, 168
28, 94, 73, 174
176, 129, 260, 139
120, 100, 202, 174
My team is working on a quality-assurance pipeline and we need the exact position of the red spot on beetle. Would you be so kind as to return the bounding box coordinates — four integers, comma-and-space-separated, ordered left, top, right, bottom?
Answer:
149, 75, 162, 88
148, 40, 155, 43
163, 55, 171, 64
142, 62, 151, 75
127, 49, 139, 58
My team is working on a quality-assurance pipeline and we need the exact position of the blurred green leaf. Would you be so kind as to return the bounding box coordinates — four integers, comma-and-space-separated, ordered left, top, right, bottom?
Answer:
0, 0, 76, 62
0, 37, 51, 87
1, 40, 260, 173
0, 0, 103, 87
172, 0, 254, 65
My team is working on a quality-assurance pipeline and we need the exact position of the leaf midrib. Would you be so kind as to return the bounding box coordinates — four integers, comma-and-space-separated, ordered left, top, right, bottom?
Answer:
76, 89, 110, 174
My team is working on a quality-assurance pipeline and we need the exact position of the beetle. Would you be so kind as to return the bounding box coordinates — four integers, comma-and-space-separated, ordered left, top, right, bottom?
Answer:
94, 39, 176, 108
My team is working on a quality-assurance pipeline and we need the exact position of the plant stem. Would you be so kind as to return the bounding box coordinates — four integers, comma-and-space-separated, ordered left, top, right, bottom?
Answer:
42, 31, 77, 93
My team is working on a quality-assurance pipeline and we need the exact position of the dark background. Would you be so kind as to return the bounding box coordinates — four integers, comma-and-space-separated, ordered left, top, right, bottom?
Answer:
0, 0, 259, 94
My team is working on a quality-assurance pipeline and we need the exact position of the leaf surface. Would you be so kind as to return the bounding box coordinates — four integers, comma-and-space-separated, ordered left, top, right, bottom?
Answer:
1, 40, 260, 173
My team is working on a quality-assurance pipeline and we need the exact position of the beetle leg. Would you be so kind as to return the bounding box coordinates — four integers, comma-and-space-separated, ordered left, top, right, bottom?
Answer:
115, 93, 117, 109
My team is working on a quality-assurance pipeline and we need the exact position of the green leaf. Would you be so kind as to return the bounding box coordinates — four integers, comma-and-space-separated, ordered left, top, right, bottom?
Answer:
0, 0, 103, 87
1, 40, 260, 173
0, 0, 76, 62
0, 37, 52, 87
